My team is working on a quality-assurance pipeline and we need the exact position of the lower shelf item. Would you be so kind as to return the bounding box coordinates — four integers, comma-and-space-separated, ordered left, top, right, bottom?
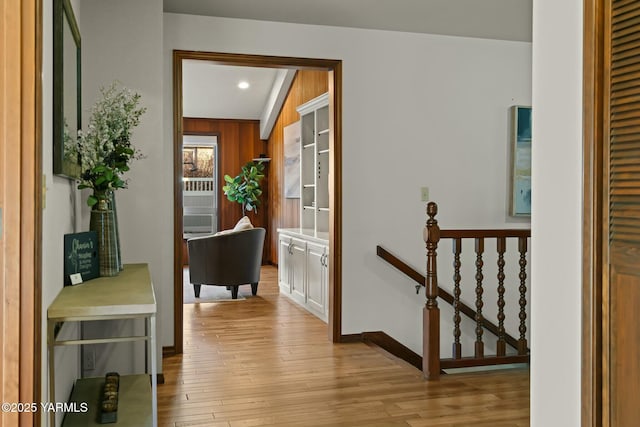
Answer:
100, 372, 120, 424
62, 374, 152, 427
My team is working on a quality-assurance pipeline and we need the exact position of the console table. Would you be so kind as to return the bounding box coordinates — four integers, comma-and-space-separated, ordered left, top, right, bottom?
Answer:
47, 263, 157, 426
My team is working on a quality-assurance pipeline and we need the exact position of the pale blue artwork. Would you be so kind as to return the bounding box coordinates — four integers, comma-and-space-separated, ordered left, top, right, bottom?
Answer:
514, 175, 531, 215
511, 106, 532, 216
284, 121, 301, 198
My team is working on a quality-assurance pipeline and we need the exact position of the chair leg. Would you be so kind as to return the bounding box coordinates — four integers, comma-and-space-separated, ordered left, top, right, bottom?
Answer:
251, 282, 258, 296
193, 284, 201, 298
231, 285, 239, 299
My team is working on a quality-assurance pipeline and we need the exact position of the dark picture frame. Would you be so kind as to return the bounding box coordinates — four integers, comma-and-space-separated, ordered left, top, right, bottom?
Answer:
53, 0, 81, 178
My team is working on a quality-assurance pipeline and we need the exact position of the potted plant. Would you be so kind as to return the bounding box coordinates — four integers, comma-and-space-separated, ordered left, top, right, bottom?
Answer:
223, 161, 265, 216
75, 82, 146, 276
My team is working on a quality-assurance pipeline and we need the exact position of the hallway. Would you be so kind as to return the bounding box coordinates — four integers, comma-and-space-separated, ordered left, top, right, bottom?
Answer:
158, 266, 529, 426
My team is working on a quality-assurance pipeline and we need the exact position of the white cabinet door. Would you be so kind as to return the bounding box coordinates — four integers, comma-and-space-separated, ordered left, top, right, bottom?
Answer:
306, 242, 326, 319
290, 238, 307, 305
277, 230, 328, 323
322, 247, 329, 319
278, 235, 292, 293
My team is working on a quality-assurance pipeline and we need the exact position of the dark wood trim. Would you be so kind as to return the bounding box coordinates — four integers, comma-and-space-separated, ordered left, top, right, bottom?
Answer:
338, 331, 529, 378
173, 50, 340, 70
172, 50, 184, 355
183, 117, 261, 125
338, 334, 363, 343
173, 51, 343, 353
156, 373, 165, 385
328, 63, 343, 343
162, 346, 176, 358
376, 246, 423, 284
582, 0, 604, 425
376, 245, 524, 352
440, 355, 530, 370
361, 331, 422, 370
33, 0, 43, 424
338, 332, 422, 370
440, 229, 531, 239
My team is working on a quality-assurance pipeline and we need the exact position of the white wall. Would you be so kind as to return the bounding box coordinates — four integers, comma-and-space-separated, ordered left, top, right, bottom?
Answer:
530, 0, 582, 425
163, 14, 531, 355
41, 1, 165, 420
78, 0, 165, 375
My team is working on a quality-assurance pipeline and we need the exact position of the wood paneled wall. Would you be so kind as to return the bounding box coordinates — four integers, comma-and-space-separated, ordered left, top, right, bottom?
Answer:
182, 118, 269, 260
267, 70, 329, 264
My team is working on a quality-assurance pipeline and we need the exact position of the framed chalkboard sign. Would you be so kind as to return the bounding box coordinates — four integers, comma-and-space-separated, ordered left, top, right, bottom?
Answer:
64, 231, 99, 285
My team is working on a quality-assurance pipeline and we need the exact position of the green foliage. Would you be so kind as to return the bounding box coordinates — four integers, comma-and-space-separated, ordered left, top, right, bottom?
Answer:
76, 82, 146, 206
222, 161, 265, 215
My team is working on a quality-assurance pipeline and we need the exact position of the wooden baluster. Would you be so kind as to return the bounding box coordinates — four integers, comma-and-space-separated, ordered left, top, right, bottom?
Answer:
496, 237, 506, 357
518, 237, 528, 355
423, 202, 441, 379
474, 237, 484, 358
452, 238, 462, 359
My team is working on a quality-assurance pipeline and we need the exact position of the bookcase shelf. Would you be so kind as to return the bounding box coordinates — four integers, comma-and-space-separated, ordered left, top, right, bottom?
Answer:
278, 93, 331, 323
296, 93, 329, 233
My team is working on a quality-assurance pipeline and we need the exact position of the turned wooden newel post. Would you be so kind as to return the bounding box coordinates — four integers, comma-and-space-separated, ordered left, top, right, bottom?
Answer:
423, 202, 441, 379
517, 236, 529, 355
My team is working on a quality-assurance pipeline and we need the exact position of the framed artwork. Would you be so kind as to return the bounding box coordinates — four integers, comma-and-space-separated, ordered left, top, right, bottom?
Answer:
284, 121, 301, 198
53, 0, 82, 178
510, 106, 532, 216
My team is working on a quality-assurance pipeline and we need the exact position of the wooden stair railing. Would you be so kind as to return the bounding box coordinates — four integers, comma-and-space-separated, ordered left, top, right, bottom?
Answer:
376, 246, 522, 352
423, 202, 531, 379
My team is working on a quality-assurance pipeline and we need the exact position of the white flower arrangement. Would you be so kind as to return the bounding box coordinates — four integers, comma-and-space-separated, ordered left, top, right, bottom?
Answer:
77, 82, 146, 207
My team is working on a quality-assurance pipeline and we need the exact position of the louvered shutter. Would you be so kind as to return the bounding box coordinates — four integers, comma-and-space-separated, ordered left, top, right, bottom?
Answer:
607, 1, 640, 424
610, 0, 640, 244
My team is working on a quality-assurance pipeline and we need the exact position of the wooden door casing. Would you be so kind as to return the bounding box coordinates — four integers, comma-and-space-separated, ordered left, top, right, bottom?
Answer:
0, 0, 42, 425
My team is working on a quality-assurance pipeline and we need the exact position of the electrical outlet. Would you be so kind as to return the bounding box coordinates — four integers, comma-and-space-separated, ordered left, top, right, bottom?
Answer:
420, 187, 429, 202
83, 348, 95, 370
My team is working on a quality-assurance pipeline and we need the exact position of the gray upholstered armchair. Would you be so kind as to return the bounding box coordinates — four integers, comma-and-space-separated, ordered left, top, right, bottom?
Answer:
187, 227, 266, 299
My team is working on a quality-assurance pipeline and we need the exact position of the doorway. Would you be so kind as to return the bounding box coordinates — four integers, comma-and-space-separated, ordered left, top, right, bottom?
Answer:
172, 51, 343, 355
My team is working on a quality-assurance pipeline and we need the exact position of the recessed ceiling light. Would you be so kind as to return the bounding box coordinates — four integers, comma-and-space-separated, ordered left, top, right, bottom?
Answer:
238, 81, 250, 89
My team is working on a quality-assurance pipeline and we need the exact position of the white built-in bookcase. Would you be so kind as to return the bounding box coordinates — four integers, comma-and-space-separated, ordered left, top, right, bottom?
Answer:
298, 92, 330, 234
278, 92, 330, 322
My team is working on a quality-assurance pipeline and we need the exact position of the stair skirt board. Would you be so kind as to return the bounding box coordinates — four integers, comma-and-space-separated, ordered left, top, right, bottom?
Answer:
342, 331, 530, 375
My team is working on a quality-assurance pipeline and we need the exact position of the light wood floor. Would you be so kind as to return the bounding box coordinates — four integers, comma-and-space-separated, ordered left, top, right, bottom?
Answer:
159, 266, 530, 427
